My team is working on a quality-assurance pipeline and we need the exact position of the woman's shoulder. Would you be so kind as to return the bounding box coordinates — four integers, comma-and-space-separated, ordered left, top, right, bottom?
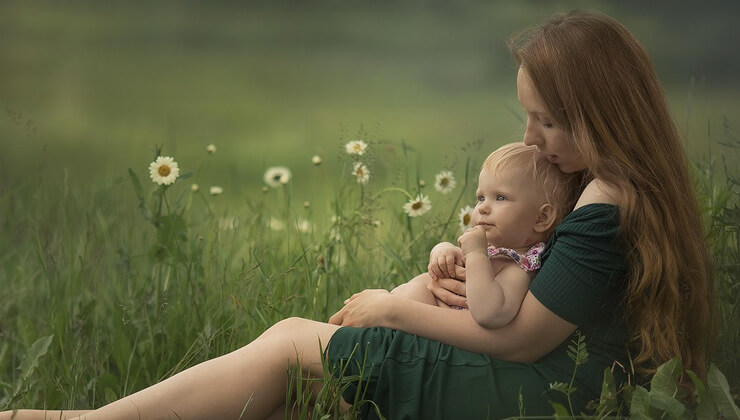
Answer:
573, 178, 620, 210
559, 178, 621, 229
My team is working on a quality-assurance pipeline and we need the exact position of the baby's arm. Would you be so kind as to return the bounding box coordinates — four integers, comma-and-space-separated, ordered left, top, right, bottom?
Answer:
390, 241, 465, 307
427, 241, 464, 280
458, 227, 532, 328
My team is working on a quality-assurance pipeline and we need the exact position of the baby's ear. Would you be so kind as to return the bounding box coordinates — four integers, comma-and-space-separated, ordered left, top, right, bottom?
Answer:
533, 203, 557, 233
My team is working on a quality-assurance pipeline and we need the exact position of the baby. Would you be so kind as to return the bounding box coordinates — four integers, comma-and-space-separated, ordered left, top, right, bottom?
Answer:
392, 142, 580, 328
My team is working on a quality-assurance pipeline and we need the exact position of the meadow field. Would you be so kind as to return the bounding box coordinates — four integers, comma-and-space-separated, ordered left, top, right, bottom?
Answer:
1, 1, 738, 418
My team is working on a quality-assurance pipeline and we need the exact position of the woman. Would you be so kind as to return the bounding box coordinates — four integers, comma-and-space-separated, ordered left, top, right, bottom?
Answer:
2, 10, 715, 420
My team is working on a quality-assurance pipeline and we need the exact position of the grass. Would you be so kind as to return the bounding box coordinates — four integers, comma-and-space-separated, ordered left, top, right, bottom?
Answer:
0, 2, 738, 417
0, 120, 738, 417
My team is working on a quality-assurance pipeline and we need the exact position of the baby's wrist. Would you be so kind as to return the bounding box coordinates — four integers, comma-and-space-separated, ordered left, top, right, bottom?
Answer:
463, 248, 489, 260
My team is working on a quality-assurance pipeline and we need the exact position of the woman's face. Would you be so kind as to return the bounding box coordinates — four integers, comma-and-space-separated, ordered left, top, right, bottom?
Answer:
516, 67, 587, 173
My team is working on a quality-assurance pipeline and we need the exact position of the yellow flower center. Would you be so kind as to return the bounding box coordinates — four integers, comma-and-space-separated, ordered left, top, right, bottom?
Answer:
440, 178, 449, 187
354, 145, 363, 152
463, 213, 471, 225
412, 202, 423, 210
158, 165, 171, 176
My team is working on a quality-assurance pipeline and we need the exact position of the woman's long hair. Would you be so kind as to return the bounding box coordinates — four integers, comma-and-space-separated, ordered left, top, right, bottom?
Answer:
508, 11, 716, 381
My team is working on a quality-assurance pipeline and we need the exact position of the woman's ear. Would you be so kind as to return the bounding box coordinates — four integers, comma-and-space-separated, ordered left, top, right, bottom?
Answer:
533, 203, 557, 233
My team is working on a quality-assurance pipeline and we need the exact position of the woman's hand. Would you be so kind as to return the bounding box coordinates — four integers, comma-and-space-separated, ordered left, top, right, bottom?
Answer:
428, 273, 468, 309
328, 289, 400, 327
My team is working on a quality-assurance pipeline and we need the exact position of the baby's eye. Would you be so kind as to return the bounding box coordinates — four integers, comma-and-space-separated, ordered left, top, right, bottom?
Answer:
477, 195, 485, 203
495, 195, 506, 201
542, 120, 554, 128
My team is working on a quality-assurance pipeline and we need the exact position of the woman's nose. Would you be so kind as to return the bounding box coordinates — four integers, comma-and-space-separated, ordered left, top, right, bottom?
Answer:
523, 119, 542, 147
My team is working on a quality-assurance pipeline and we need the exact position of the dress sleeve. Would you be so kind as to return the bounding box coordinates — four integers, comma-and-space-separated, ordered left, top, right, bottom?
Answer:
529, 204, 628, 327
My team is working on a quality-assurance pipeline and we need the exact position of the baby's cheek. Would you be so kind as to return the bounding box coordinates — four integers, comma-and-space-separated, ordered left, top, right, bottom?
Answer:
470, 211, 481, 225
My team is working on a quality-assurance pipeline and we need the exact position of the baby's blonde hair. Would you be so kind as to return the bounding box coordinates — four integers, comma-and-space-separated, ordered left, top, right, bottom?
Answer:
482, 142, 581, 236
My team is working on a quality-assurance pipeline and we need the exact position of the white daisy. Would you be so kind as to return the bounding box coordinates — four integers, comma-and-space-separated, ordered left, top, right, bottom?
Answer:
264, 166, 292, 187
206, 144, 217, 154
352, 162, 370, 184
403, 194, 432, 217
345, 140, 368, 156
312, 155, 322, 165
458, 205, 474, 232
209, 186, 223, 195
434, 170, 456, 194
148, 156, 180, 186
269, 217, 285, 231
295, 219, 312, 233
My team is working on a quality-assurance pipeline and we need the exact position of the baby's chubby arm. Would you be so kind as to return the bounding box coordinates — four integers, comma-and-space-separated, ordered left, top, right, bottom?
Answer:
458, 227, 532, 329
428, 241, 465, 281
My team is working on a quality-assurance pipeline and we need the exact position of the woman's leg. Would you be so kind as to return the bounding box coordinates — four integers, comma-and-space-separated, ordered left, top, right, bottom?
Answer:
390, 273, 438, 306
0, 410, 91, 420
1, 318, 341, 420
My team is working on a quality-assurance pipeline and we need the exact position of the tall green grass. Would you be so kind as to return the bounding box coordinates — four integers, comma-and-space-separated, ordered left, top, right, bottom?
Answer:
0, 130, 483, 415
1, 119, 738, 418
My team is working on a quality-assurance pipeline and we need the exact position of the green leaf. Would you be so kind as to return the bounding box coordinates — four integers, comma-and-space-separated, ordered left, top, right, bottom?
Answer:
549, 381, 574, 395
686, 370, 719, 420
629, 385, 653, 419
707, 364, 740, 419
651, 357, 681, 397
128, 168, 152, 221
650, 393, 687, 419
19, 335, 54, 381
548, 401, 570, 419
598, 367, 618, 413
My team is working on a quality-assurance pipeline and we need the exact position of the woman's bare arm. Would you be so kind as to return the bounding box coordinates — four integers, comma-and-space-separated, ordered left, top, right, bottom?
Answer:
329, 289, 576, 363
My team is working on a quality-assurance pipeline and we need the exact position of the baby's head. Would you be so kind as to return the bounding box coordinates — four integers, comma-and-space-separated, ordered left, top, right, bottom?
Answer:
473, 142, 581, 247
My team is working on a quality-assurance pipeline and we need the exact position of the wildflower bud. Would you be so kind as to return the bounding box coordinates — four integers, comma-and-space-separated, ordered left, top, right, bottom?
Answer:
372, 220, 382, 227
209, 186, 223, 196
418, 180, 426, 187
262, 186, 269, 193
191, 184, 199, 192
206, 144, 217, 154
303, 201, 311, 208
312, 155, 322, 165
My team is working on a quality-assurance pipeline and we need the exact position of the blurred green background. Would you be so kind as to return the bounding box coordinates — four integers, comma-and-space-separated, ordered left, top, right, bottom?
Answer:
1, 0, 739, 206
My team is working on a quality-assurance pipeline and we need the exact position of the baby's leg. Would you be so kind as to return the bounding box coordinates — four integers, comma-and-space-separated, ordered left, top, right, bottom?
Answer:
390, 273, 439, 306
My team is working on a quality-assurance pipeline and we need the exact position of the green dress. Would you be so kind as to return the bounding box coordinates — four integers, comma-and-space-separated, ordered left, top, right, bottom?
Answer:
326, 204, 629, 419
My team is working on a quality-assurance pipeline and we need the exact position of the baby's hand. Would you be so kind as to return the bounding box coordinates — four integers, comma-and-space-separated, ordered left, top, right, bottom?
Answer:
428, 242, 464, 280
457, 226, 489, 259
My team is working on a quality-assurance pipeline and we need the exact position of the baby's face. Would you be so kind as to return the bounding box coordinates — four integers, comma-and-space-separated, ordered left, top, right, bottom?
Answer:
472, 166, 545, 249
